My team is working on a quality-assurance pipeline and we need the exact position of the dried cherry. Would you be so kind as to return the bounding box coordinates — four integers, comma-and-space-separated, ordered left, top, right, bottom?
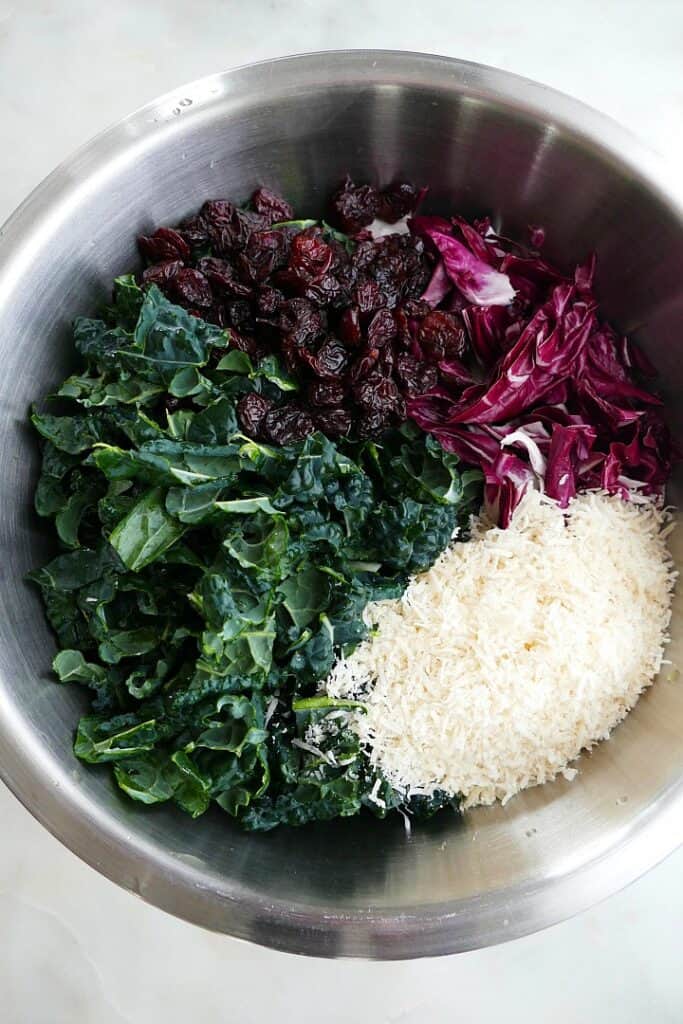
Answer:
141, 260, 184, 288
200, 200, 265, 254
350, 349, 380, 383
172, 268, 213, 308
278, 298, 326, 349
296, 340, 345, 380
196, 257, 252, 298
353, 374, 403, 416
237, 393, 274, 438
177, 215, 209, 249
251, 187, 294, 224
354, 279, 384, 314
241, 229, 290, 283
255, 285, 284, 317
138, 227, 191, 263
367, 309, 397, 348
308, 380, 347, 407
396, 353, 438, 396
226, 299, 254, 333
376, 182, 422, 223
329, 177, 379, 234
264, 405, 316, 444
288, 232, 334, 285
358, 409, 392, 439
418, 311, 467, 362
316, 406, 352, 437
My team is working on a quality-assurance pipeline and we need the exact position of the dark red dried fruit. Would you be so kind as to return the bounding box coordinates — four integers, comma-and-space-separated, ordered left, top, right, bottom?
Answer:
315, 406, 352, 437
353, 374, 403, 416
350, 239, 378, 273
366, 235, 430, 308
142, 260, 184, 288
196, 257, 252, 298
177, 215, 209, 249
278, 298, 326, 349
367, 309, 397, 348
172, 268, 213, 308
376, 182, 422, 223
200, 200, 265, 254
301, 339, 349, 379
354, 279, 384, 314
403, 299, 432, 318
350, 349, 380, 383
241, 229, 290, 283
256, 285, 284, 317
138, 227, 191, 264
308, 380, 347, 407
338, 306, 363, 347
327, 236, 353, 269
358, 409, 392, 439
418, 311, 467, 362
209, 305, 230, 329
226, 300, 255, 333
288, 233, 334, 286
237, 393, 274, 438
377, 344, 395, 377
302, 275, 346, 308
251, 187, 294, 224
393, 308, 413, 349
329, 177, 380, 234
281, 337, 301, 373
396, 354, 439, 396
264, 405, 316, 444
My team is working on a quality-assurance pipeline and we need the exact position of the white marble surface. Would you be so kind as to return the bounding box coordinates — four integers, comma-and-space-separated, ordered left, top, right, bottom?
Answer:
1, 1, 682, 1021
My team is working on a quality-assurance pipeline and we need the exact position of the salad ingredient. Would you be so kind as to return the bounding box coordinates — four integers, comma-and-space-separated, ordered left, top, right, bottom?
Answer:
138, 182, 432, 443
30, 281, 481, 828
408, 225, 673, 526
410, 216, 516, 306
329, 177, 423, 234
325, 490, 676, 807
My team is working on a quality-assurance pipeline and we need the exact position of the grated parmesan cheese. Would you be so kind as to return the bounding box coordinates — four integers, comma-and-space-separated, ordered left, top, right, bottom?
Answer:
325, 490, 676, 808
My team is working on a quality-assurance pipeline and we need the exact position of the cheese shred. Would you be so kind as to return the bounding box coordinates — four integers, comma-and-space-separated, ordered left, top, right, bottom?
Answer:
325, 490, 676, 808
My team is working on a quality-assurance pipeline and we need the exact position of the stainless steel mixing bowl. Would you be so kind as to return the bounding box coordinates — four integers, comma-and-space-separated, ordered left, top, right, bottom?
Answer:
0, 50, 681, 959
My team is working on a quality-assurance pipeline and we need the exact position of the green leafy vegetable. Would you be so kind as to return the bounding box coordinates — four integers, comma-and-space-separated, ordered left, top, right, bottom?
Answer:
30, 285, 482, 830
109, 487, 186, 571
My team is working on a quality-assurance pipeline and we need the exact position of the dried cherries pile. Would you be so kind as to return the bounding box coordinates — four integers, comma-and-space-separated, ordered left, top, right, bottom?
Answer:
136, 179, 464, 442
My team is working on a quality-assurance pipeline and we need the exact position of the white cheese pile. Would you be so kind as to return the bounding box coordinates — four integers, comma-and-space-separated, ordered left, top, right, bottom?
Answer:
324, 490, 676, 808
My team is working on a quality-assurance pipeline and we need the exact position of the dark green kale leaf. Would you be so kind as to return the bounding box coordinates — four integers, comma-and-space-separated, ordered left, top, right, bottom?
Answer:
109, 487, 186, 571
105, 274, 145, 332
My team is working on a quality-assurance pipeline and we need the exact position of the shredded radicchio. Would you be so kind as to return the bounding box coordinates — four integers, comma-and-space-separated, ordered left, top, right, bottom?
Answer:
407, 218, 674, 525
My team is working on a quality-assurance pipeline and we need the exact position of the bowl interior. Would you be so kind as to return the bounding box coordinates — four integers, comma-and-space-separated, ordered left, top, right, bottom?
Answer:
0, 52, 682, 958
